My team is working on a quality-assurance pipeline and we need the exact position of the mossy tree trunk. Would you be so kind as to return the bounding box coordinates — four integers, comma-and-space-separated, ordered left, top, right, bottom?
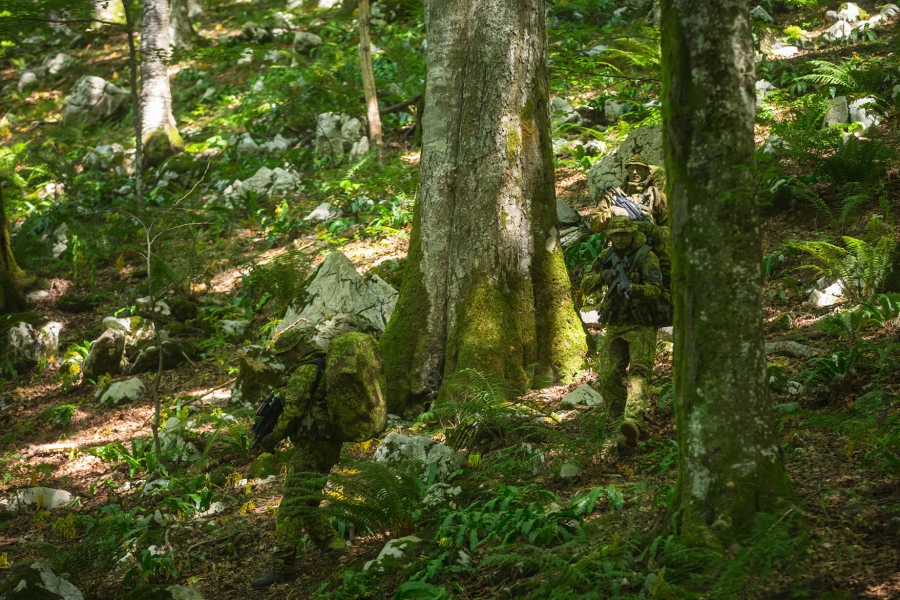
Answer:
661, 0, 795, 544
141, 0, 184, 167
380, 0, 586, 412
0, 186, 26, 314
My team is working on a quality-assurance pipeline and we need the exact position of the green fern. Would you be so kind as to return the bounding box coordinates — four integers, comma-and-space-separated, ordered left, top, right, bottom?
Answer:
794, 234, 896, 300
245, 248, 311, 312
796, 60, 858, 90
591, 37, 660, 75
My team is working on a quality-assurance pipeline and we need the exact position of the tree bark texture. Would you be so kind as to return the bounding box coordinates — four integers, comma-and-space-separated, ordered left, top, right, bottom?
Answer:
660, 0, 795, 543
358, 0, 383, 146
0, 186, 26, 314
380, 0, 586, 412
169, 0, 199, 51
140, 0, 184, 167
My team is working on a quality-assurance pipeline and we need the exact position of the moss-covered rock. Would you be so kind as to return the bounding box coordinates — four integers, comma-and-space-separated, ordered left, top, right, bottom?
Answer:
245, 447, 295, 479
768, 312, 793, 334
230, 353, 286, 406
129, 340, 198, 374
0, 312, 62, 371
169, 298, 198, 322
326, 332, 388, 442
767, 360, 790, 393
114, 584, 204, 600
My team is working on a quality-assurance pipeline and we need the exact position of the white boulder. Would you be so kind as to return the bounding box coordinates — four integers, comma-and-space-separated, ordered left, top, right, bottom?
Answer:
560, 384, 604, 407
293, 31, 323, 55
0, 315, 62, 368
823, 20, 853, 42
822, 96, 849, 128
374, 433, 465, 479
96, 378, 147, 405
62, 76, 129, 126
837, 2, 863, 22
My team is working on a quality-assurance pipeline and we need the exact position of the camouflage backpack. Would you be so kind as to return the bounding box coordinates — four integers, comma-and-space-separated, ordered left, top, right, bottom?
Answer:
325, 332, 388, 443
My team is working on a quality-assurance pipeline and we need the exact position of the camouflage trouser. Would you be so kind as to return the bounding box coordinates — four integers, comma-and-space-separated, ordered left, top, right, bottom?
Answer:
272, 438, 343, 574
594, 324, 656, 429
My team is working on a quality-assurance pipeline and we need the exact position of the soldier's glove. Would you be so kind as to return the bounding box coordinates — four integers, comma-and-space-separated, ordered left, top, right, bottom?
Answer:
600, 269, 616, 285
581, 274, 603, 296
259, 433, 278, 454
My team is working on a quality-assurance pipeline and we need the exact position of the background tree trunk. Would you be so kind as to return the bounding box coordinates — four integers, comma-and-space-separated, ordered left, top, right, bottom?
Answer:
169, 0, 199, 51
141, 0, 184, 167
358, 0, 382, 147
380, 0, 586, 412
661, 0, 796, 544
0, 186, 27, 314
95, 0, 127, 25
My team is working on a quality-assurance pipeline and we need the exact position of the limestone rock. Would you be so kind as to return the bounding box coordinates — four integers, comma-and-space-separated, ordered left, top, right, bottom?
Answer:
311, 313, 381, 351
83, 144, 126, 170
363, 536, 422, 573
825, 9, 841, 23
0, 313, 62, 371
837, 2, 863, 22
750, 5, 774, 21
315, 113, 368, 159
808, 280, 843, 307
559, 461, 582, 479
604, 99, 631, 123
657, 326, 674, 343
755, 79, 777, 104
581, 139, 607, 156
768, 312, 793, 333
63, 76, 129, 127
135, 297, 173, 323
881, 3, 900, 16
230, 351, 286, 406
823, 20, 853, 42
43, 52, 75, 76
17, 70, 40, 92
114, 584, 204, 600
849, 97, 880, 132
304, 202, 335, 223
587, 125, 663, 204
1, 487, 73, 512
764, 341, 818, 359
822, 96, 849, 128
560, 384, 604, 407
277, 252, 399, 338
293, 31, 323, 55
225, 166, 302, 199
374, 433, 465, 479
239, 21, 273, 43
96, 378, 146, 405
550, 97, 580, 125
559, 224, 591, 249
82, 329, 126, 380
350, 135, 370, 157
556, 199, 581, 226
8, 558, 83, 600
767, 362, 790, 393
220, 319, 251, 342
129, 340, 198, 374
422, 483, 462, 509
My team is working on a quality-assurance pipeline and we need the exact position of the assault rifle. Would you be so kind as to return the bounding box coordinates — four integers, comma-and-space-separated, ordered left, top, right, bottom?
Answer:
603, 185, 650, 223
602, 252, 633, 304
252, 392, 284, 448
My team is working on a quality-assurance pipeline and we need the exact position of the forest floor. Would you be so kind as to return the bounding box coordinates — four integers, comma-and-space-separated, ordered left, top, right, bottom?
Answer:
2, 0, 900, 599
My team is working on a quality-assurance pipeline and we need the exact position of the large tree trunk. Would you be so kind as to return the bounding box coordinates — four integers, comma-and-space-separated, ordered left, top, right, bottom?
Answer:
380, 0, 586, 412
358, 0, 382, 147
0, 186, 27, 314
141, 0, 184, 167
661, 0, 795, 544
169, 0, 199, 51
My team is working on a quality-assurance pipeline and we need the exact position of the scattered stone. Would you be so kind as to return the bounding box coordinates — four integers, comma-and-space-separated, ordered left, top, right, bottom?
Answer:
304, 202, 335, 223
129, 340, 198, 374
235, 132, 261, 155
767, 361, 790, 393
40, 223, 69, 258
1, 488, 73, 512
772, 46, 798, 57
764, 341, 818, 359
559, 461, 582, 479
311, 313, 381, 351
584, 44, 609, 56
363, 536, 423, 573
837, 2, 863, 22
237, 48, 254, 65
220, 319, 251, 342
550, 97, 580, 125
350, 135, 370, 157
239, 21, 273, 43
17, 70, 40, 92
293, 31, 323, 55
604, 99, 631, 123
114, 584, 205, 600
84, 143, 128, 171
881, 3, 900, 16
43, 52, 76, 76
8, 558, 84, 600
750, 5, 774, 21
657, 326, 674, 343
374, 433, 465, 479
224, 166, 303, 199
825, 9, 841, 23
823, 20, 853, 42
0, 313, 62, 371
560, 384, 604, 407
809, 280, 844, 307
259, 133, 295, 153
787, 380, 804, 395
135, 297, 173, 323
27, 290, 49, 302
581, 139, 607, 156
763, 134, 788, 154
768, 312, 794, 333
97, 377, 146, 405
82, 329, 126, 379
849, 96, 880, 133
556, 199, 581, 227
422, 483, 462, 509
62, 76, 129, 127
587, 125, 662, 204
314, 112, 369, 160
277, 252, 399, 338
755, 79, 777, 104
230, 350, 286, 406
559, 224, 591, 249
822, 96, 849, 128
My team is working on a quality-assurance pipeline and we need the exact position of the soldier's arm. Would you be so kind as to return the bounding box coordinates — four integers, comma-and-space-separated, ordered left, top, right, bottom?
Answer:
269, 364, 317, 443
589, 195, 612, 233
653, 188, 669, 228
631, 251, 663, 300
581, 249, 612, 295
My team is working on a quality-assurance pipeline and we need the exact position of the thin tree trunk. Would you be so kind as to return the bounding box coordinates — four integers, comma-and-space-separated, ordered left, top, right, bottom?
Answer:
169, 0, 198, 51
140, 0, 183, 167
661, 0, 796, 544
380, 0, 585, 412
122, 0, 144, 208
358, 0, 382, 147
0, 185, 26, 314
95, 0, 127, 25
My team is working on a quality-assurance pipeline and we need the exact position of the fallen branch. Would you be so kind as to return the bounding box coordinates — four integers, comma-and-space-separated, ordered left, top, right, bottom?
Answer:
381, 94, 422, 116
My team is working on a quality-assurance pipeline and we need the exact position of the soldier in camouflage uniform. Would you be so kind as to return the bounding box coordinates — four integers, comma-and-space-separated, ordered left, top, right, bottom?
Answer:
251, 328, 349, 590
590, 154, 669, 231
582, 216, 664, 447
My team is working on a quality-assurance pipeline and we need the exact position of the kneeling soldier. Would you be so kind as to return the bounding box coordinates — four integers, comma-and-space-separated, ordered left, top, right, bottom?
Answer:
582, 216, 664, 447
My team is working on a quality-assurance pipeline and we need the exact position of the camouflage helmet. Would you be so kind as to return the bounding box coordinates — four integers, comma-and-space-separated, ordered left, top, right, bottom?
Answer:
607, 215, 638, 234
625, 154, 651, 168
273, 326, 313, 355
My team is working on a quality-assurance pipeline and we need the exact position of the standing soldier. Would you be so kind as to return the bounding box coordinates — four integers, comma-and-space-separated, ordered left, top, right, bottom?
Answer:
590, 154, 669, 232
582, 216, 664, 447
251, 327, 388, 589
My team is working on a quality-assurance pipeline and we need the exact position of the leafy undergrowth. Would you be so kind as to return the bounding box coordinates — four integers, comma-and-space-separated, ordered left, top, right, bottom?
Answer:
2, 0, 900, 598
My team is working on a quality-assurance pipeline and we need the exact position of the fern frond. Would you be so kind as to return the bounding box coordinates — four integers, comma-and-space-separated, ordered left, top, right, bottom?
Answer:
797, 60, 858, 89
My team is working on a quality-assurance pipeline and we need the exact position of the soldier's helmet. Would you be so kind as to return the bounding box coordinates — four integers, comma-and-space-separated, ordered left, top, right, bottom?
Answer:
273, 327, 313, 355
625, 154, 651, 168
607, 215, 638, 234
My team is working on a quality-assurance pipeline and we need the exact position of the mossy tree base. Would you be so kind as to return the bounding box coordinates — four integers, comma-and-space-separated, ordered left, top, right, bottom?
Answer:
143, 126, 185, 168
380, 0, 586, 413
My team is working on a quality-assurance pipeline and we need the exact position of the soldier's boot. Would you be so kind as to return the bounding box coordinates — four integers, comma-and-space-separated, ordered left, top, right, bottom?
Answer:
250, 571, 291, 590
306, 513, 349, 557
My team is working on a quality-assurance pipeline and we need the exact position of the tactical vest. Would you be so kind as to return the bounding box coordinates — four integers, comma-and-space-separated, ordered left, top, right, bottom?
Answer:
598, 244, 672, 328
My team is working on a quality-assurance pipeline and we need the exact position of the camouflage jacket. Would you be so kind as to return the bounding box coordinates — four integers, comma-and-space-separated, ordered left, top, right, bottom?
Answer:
581, 232, 664, 327
270, 351, 331, 444
591, 180, 669, 231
